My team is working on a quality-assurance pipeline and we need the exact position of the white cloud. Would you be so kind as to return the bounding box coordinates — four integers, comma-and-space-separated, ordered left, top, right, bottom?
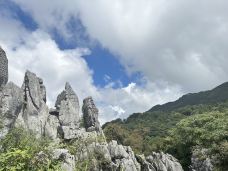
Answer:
0, 9, 182, 124
75, 0, 228, 92
6, 1, 228, 123
97, 79, 182, 124
11, 0, 228, 93
0, 10, 98, 107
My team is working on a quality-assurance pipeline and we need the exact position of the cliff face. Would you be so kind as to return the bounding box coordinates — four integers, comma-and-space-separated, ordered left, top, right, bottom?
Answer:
0, 47, 183, 171
0, 47, 8, 89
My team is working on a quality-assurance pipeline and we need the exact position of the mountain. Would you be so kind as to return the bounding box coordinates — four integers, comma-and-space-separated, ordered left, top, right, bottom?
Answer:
149, 82, 228, 112
103, 82, 228, 171
0, 46, 184, 171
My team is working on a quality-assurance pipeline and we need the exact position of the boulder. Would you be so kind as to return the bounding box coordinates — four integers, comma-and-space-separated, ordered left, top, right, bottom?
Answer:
82, 96, 101, 132
0, 47, 8, 89
0, 82, 23, 138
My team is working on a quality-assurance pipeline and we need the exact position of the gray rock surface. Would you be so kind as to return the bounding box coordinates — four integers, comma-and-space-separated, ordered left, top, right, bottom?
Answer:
191, 148, 213, 171
52, 149, 75, 171
0, 47, 8, 88
137, 152, 183, 171
0, 82, 23, 138
55, 82, 80, 126
44, 114, 60, 140
19, 70, 49, 137
82, 96, 101, 132
51, 82, 80, 139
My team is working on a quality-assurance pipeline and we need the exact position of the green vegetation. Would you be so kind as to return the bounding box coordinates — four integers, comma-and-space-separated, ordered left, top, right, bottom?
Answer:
166, 111, 228, 170
0, 127, 61, 171
103, 82, 228, 170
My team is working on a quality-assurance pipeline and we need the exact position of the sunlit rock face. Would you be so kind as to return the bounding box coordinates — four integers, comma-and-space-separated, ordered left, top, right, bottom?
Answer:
82, 96, 102, 132
0, 47, 8, 89
55, 82, 80, 127
17, 70, 50, 137
0, 82, 23, 139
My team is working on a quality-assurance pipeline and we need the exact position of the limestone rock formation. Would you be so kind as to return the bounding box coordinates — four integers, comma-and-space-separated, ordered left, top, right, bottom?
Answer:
18, 70, 49, 137
0, 47, 8, 89
190, 148, 213, 171
52, 149, 76, 171
0, 46, 184, 171
49, 82, 81, 139
82, 96, 101, 132
55, 82, 80, 126
0, 82, 23, 138
136, 152, 183, 171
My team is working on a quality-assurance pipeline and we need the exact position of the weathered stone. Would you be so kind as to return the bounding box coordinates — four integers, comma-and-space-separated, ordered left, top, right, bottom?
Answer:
55, 82, 80, 126
19, 70, 49, 137
190, 148, 213, 171
108, 140, 129, 159
44, 114, 60, 140
52, 149, 75, 171
107, 140, 141, 171
145, 152, 183, 171
58, 127, 86, 140
82, 96, 101, 132
136, 154, 156, 171
0, 82, 23, 138
0, 47, 8, 89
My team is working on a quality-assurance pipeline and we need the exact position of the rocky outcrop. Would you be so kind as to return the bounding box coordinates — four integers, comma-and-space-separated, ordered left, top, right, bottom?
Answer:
190, 148, 213, 171
49, 82, 81, 140
16, 71, 50, 137
0, 82, 23, 138
52, 149, 76, 171
82, 96, 101, 132
0, 47, 8, 89
55, 82, 80, 126
136, 152, 183, 171
0, 47, 184, 171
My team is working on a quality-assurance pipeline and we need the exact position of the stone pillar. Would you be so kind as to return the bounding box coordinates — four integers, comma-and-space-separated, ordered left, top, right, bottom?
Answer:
0, 47, 8, 88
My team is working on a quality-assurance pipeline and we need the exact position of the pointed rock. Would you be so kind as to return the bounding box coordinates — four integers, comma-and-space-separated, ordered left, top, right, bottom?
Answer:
0, 46, 8, 89
20, 70, 49, 137
55, 82, 80, 126
82, 96, 102, 132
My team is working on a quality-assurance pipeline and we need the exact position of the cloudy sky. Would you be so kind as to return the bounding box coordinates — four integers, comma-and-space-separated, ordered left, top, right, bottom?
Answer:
1, 0, 228, 124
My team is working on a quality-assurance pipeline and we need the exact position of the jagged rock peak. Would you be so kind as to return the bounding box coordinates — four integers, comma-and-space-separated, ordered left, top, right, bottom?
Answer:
82, 96, 101, 132
18, 70, 49, 137
23, 70, 47, 107
0, 46, 8, 88
54, 82, 80, 126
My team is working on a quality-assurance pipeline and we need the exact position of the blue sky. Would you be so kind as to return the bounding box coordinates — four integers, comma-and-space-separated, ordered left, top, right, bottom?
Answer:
1, 0, 137, 89
1, 0, 228, 123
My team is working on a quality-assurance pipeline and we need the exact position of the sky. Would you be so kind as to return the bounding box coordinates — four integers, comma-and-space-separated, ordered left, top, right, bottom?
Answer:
1, 0, 228, 124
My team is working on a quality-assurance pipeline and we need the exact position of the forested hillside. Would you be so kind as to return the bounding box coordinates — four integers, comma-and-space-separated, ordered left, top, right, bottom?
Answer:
103, 83, 228, 170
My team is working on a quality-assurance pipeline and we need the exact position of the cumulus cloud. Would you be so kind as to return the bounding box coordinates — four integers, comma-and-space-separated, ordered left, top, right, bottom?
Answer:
12, 0, 228, 92
76, 0, 228, 92
0, 7, 182, 124
5, 0, 228, 123
97, 79, 182, 124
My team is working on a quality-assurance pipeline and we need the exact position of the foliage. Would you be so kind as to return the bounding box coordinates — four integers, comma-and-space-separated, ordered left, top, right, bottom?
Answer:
165, 111, 228, 170
0, 127, 61, 171
103, 101, 228, 170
